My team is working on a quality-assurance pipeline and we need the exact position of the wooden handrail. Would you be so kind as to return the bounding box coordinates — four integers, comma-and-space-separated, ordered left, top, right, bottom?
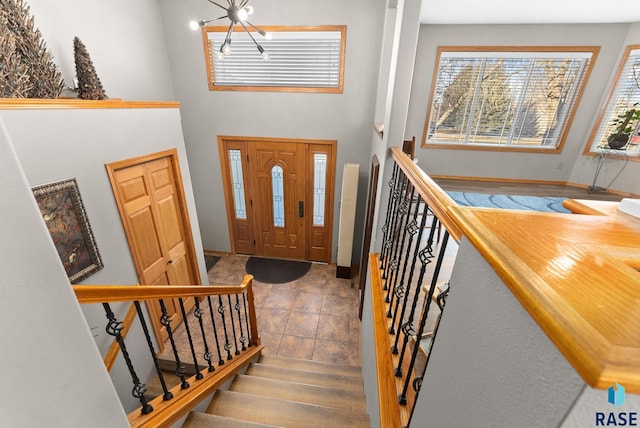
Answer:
391, 147, 462, 241
73, 275, 254, 304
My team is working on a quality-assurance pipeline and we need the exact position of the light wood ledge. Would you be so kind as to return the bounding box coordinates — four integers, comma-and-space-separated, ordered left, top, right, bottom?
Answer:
448, 206, 640, 393
0, 98, 180, 109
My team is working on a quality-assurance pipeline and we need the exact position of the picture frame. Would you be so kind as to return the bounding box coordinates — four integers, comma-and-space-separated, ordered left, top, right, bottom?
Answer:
32, 178, 103, 283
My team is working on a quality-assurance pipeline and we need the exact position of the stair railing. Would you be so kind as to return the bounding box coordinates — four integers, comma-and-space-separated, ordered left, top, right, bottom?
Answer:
372, 147, 462, 428
73, 274, 263, 428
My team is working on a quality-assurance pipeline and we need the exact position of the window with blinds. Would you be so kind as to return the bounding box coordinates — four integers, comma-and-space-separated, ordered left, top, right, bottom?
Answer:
203, 25, 345, 93
423, 47, 598, 152
587, 45, 640, 156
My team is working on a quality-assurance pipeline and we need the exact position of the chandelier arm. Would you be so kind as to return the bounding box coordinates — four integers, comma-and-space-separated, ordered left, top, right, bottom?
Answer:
223, 21, 234, 45
205, 0, 229, 11
239, 0, 251, 8
204, 15, 230, 25
239, 21, 262, 50
246, 21, 266, 36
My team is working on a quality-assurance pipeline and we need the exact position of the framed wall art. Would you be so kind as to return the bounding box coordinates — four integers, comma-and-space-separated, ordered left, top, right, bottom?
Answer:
32, 178, 103, 283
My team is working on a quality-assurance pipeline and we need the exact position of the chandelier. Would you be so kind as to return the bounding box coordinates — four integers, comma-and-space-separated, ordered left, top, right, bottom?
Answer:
189, 0, 271, 60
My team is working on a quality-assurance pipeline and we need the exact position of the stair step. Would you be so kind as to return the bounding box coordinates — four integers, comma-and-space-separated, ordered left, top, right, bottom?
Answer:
230, 374, 366, 412
182, 411, 281, 428
246, 363, 363, 392
206, 390, 370, 428
258, 354, 362, 378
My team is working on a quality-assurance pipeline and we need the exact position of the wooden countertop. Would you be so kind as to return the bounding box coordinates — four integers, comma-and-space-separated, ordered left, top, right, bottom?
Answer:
448, 205, 640, 393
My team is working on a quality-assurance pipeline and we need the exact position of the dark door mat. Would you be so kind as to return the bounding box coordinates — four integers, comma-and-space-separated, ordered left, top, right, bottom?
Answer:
205, 255, 221, 272
245, 257, 311, 284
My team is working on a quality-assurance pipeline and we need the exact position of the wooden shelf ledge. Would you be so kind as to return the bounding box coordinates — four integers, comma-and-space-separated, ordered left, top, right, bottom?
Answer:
0, 98, 180, 110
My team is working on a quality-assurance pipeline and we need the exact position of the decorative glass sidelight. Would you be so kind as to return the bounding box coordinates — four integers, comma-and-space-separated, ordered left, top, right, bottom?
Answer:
271, 165, 285, 227
228, 149, 247, 219
313, 154, 327, 226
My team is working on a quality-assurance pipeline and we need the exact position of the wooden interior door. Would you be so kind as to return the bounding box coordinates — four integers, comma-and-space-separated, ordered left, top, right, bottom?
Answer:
107, 149, 201, 349
249, 140, 306, 260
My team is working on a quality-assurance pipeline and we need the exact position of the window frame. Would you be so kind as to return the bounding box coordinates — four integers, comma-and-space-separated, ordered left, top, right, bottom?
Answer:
200, 25, 346, 93
584, 44, 640, 160
421, 46, 600, 153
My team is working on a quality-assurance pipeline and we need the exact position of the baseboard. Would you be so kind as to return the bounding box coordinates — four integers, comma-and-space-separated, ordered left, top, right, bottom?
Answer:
565, 181, 639, 198
430, 174, 568, 186
203, 249, 230, 257
336, 265, 352, 279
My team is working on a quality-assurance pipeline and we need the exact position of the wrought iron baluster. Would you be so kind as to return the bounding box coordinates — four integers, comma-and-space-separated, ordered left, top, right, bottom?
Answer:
228, 294, 240, 355
399, 231, 450, 405
392, 198, 430, 355
380, 163, 400, 270
386, 184, 415, 321
389, 191, 421, 338
242, 293, 252, 347
178, 298, 203, 380
383, 173, 409, 296
159, 299, 189, 390
218, 295, 233, 360
133, 301, 173, 401
193, 297, 215, 373
234, 294, 247, 351
103, 303, 153, 414
207, 296, 225, 366
395, 212, 439, 375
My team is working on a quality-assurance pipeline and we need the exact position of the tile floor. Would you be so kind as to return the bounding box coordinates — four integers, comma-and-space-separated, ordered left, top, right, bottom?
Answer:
206, 255, 361, 367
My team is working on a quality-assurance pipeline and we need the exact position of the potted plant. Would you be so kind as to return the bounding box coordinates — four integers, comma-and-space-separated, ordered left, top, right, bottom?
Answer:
607, 103, 640, 149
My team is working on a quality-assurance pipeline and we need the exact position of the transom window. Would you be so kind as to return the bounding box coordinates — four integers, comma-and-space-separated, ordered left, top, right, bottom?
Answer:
586, 45, 640, 157
202, 25, 346, 93
422, 47, 598, 152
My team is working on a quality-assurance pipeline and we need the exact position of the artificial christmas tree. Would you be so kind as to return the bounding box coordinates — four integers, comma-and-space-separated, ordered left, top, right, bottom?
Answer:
73, 36, 107, 100
0, 0, 64, 98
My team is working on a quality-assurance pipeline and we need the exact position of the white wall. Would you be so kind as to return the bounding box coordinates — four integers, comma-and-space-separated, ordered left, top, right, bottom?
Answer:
1, 106, 208, 411
0, 119, 128, 427
569, 23, 640, 196
26, 0, 175, 101
158, 0, 386, 262
405, 23, 635, 192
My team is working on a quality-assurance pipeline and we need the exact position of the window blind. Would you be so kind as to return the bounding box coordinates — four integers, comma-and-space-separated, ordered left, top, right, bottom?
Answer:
426, 49, 593, 149
208, 30, 343, 88
589, 48, 640, 155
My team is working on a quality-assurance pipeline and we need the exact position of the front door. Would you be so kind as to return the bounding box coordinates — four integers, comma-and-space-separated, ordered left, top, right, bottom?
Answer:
219, 136, 336, 262
107, 149, 201, 350
249, 140, 306, 259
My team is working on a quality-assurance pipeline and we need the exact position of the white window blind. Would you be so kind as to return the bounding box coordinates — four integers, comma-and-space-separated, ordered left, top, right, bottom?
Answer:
207, 29, 343, 90
424, 49, 594, 150
589, 48, 640, 155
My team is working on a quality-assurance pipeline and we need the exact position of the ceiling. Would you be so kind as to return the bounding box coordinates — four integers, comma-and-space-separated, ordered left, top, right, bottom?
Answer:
421, 0, 640, 24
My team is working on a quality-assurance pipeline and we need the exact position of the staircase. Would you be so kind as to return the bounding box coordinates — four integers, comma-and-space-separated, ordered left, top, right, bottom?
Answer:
181, 354, 370, 427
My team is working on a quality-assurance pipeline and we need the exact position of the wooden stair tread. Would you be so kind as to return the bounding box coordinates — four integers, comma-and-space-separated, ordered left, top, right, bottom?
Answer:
206, 390, 370, 428
258, 354, 362, 378
182, 411, 282, 428
230, 374, 366, 412
246, 363, 363, 392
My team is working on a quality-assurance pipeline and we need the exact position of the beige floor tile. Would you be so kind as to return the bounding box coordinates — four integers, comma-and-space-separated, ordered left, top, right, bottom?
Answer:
291, 292, 323, 313
278, 335, 315, 359
316, 314, 349, 342
312, 339, 349, 365
284, 311, 320, 338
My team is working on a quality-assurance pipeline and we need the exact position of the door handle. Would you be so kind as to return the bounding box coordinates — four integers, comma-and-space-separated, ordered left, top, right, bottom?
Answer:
298, 201, 304, 218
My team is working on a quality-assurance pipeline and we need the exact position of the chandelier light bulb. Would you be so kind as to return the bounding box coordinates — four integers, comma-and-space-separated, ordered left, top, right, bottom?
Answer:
217, 51, 225, 60
189, 20, 200, 31
237, 8, 248, 22
222, 44, 232, 55
244, 5, 254, 15
262, 52, 270, 61
264, 32, 272, 41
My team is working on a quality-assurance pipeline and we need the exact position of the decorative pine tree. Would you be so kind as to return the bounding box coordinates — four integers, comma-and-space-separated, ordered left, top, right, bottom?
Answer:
73, 36, 107, 100
0, 0, 64, 98
0, 13, 32, 97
